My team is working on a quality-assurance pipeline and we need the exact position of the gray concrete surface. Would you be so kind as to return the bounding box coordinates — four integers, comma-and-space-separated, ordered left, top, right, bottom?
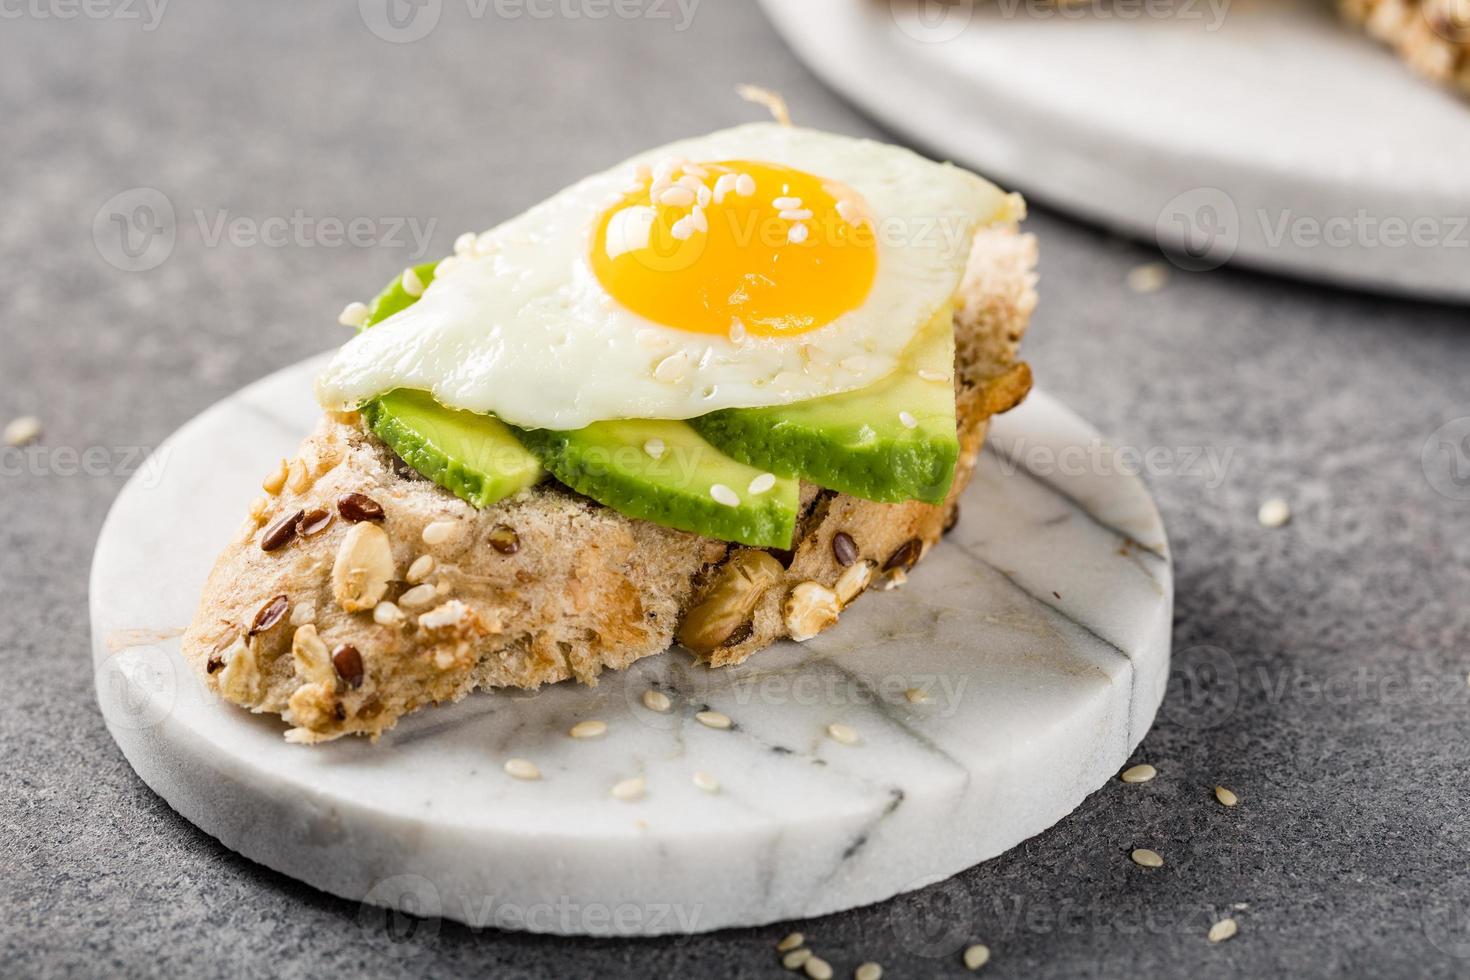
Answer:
4, 2, 1470, 977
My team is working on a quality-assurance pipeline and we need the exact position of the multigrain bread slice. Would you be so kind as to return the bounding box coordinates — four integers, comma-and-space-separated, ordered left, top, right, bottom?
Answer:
1341, 0, 1470, 94
181, 224, 1038, 743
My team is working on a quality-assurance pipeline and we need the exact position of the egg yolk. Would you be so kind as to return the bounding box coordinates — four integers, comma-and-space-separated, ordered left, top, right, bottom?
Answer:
590, 160, 877, 338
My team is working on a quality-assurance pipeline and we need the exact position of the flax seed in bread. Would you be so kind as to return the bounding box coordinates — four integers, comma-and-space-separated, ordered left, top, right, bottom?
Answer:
181, 224, 1038, 743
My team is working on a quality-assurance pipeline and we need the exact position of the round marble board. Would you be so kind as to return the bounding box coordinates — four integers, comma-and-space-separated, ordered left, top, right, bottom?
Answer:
90, 356, 1172, 936
759, 0, 1470, 303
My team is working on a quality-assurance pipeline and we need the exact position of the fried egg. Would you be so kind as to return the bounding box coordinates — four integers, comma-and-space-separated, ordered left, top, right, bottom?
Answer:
315, 124, 1017, 430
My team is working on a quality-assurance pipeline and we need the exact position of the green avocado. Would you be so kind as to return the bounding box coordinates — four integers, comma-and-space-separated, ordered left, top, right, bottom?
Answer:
357, 261, 546, 507
362, 390, 544, 507
362, 261, 440, 329
515, 419, 799, 549
690, 308, 960, 503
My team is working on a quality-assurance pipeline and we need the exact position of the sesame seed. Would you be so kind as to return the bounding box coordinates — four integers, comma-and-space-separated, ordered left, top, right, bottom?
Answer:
1258, 497, 1291, 528
779, 208, 814, 221
855, 964, 883, 980
787, 223, 809, 244
372, 601, 405, 626
729, 317, 748, 343
570, 720, 608, 739
659, 186, 696, 208
713, 173, 738, 204
690, 206, 708, 233
1131, 847, 1164, 868
654, 352, 690, 383
398, 583, 438, 609
1120, 763, 1157, 783
642, 689, 672, 713
917, 368, 950, 382
337, 302, 370, 328
695, 710, 731, 730
406, 554, 436, 584
401, 267, 424, 298
422, 520, 457, 546
748, 473, 776, 495
899, 411, 918, 429
782, 948, 813, 970
671, 216, 696, 241
453, 231, 476, 255
962, 944, 991, 970
1127, 262, 1169, 294
905, 688, 929, 703
772, 196, 803, 210
504, 758, 540, 780
644, 437, 666, 459
777, 932, 804, 952
735, 173, 756, 197
4, 415, 42, 447
827, 722, 860, 745
1207, 918, 1239, 943
611, 775, 646, 801
677, 174, 704, 193
710, 484, 740, 507
692, 770, 719, 793
682, 163, 708, 179
1215, 785, 1239, 807
804, 957, 833, 980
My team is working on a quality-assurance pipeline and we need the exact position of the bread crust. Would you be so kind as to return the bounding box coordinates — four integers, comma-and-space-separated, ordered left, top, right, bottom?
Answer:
1341, 0, 1470, 93
182, 225, 1039, 742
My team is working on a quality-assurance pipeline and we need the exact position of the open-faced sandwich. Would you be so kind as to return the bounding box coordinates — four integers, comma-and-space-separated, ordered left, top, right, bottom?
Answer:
183, 123, 1038, 742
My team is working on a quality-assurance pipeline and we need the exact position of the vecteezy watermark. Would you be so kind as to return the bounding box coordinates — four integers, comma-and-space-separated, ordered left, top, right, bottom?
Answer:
92, 188, 438, 271
356, 874, 702, 953
1424, 892, 1470, 959
1160, 644, 1240, 729
93, 187, 175, 273
1156, 188, 1470, 273
359, 0, 700, 43
993, 436, 1239, 490
194, 208, 437, 259
2, 442, 173, 487
1421, 417, 1470, 502
1155, 187, 1240, 272
726, 670, 969, 718
887, 0, 1231, 43
1423, 0, 1470, 44
0, 0, 167, 30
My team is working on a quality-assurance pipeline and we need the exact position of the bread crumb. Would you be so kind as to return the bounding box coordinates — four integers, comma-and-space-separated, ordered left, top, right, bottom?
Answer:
1127, 262, 1169, 294
4, 415, 41, 447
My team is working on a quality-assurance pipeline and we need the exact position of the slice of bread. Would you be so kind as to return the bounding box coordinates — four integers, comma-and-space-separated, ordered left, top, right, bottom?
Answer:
1342, 0, 1469, 94
182, 223, 1038, 743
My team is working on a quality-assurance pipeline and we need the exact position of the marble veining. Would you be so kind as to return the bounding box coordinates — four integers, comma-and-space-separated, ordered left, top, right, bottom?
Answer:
90, 356, 1172, 935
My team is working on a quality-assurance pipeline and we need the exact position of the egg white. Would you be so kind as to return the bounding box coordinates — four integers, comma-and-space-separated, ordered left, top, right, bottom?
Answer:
315, 124, 1017, 431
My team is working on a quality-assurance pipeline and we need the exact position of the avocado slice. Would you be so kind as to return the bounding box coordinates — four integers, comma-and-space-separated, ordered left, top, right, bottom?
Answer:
362, 390, 544, 507
515, 420, 799, 549
690, 308, 960, 504
356, 261, 546, 507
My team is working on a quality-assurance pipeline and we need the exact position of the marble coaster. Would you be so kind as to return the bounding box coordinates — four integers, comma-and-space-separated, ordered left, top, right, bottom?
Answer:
90, 357, 1172, 936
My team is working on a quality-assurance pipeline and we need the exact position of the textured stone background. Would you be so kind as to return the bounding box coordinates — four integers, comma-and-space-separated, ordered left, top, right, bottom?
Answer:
4, 2, 1470, 977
